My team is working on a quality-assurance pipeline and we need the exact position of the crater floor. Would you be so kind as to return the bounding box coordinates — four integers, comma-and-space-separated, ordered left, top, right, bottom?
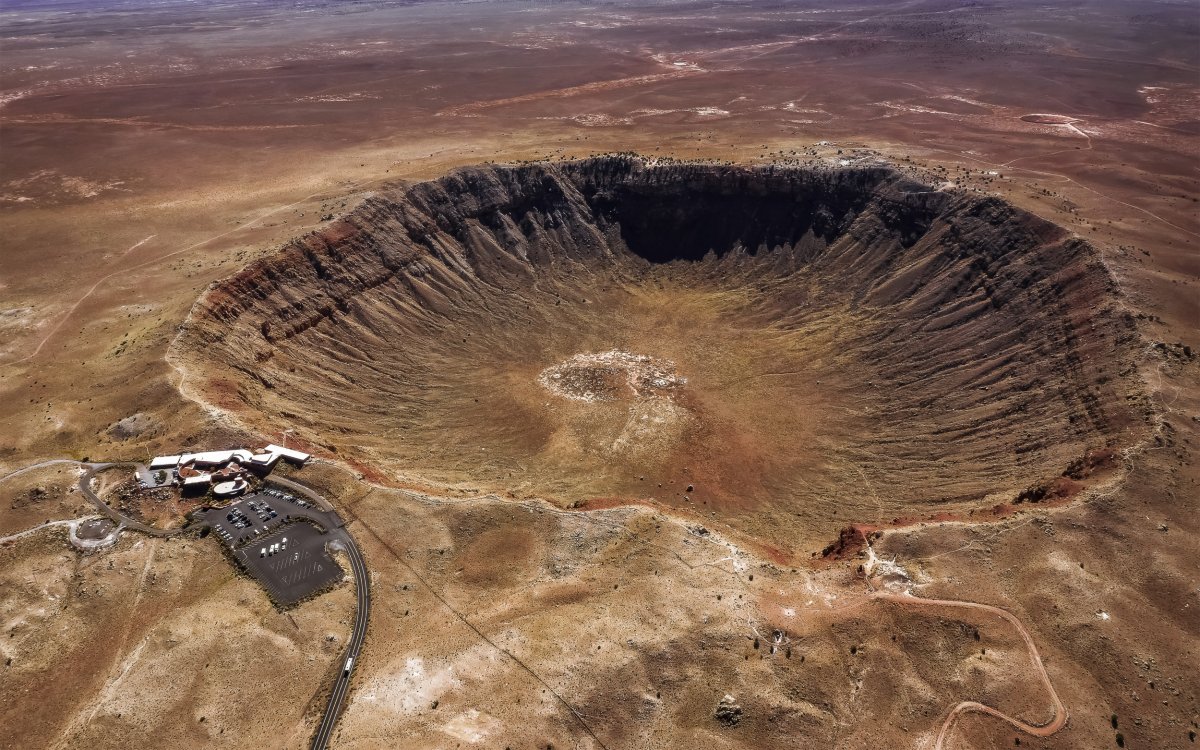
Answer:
174, 157, 1146, 553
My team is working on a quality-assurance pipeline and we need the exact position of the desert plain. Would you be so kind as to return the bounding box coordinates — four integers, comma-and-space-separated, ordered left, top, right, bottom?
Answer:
1, 1, 1198, 749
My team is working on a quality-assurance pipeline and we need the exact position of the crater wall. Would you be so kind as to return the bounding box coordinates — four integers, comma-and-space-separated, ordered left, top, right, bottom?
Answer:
174, 157, 1147, 552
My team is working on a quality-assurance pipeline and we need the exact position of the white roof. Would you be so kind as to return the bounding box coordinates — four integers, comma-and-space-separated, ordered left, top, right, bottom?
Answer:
250, 452, 280, 466
180, 449, 254, 467
264, 444, 311, 464
213, 479, 247, 496
182, 473, 212, 485
149, 455, 181, 469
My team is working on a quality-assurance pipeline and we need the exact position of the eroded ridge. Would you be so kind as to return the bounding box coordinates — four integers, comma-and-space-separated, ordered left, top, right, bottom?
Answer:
172, 156, 1147, 551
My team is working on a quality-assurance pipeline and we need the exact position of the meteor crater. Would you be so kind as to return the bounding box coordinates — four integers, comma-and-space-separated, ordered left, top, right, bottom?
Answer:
175, 157, 1145, 551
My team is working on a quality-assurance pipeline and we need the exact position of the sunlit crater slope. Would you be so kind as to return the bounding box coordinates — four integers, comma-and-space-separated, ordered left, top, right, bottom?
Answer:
174, 157, 1146, 552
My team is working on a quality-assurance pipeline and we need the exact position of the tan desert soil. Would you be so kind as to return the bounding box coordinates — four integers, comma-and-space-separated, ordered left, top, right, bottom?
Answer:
0, 1, 1196, 748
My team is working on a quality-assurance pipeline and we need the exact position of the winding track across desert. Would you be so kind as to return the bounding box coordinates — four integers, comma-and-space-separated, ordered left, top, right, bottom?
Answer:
0, 515, 98, 545
872, 590, 1069, 750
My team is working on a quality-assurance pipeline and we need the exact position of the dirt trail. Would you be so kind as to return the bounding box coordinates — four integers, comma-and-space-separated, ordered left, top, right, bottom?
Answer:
930, 146, 1200, 239
0, 516, 96, 545
0, 115, 311, 131
50, 537, 160, 750
438, 68, 702, 116
871, 591, 1068, 749
0, 458, 85, 482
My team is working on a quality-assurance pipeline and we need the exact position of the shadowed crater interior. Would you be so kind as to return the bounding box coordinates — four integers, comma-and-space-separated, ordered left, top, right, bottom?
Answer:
174, 157, 1147, 552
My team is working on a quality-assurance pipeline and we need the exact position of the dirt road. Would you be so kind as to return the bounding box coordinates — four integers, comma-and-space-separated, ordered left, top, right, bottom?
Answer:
871, 591, 1068, 749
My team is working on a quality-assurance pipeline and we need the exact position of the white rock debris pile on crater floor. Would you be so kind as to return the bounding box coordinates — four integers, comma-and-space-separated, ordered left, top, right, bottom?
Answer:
537, 350, 687, 403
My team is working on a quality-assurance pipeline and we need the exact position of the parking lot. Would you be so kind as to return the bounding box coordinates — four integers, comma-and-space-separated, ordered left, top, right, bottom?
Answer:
196, 488, 319, 549
234, 522, 344, 605
194, 486, 349, 606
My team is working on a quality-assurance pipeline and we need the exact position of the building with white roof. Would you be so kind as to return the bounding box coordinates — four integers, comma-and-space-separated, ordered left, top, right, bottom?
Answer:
143, 442, 309, 496
250, 452, 281, 469
213, 478, 248, 497
264, 444, 311, 465
179, 449, 254, 467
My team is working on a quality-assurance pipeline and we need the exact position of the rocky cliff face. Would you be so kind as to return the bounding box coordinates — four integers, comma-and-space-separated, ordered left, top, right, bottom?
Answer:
173, 157, 1147, 552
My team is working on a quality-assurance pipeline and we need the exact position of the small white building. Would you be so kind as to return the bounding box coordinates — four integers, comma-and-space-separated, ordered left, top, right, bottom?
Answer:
264, 444, 311, 465
250, 452, 281, 470
149, 455, 181, 470
182, 473, 212, 488
213, 478, 248, 497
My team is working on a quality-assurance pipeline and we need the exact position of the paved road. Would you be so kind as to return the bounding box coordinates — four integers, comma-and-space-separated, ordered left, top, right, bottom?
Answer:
83, 464, 371, 748
307, 498, 370, 749
190, 476, 369, 747
78, 463, 183, 538
11, 458, 369, 748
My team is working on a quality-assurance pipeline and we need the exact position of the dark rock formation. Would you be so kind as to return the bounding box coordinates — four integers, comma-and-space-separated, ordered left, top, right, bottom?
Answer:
715, 694, 743, 727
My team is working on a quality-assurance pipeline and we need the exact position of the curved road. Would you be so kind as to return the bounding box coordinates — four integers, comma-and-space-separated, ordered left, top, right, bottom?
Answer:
0, 458, 90, 484
78, 463, 182, 538
871, 591, 1068, 749
5, 458, 1067, 749
298, 484, 370, 750
8, 458, 370, 748
0, 515, 96, 544
86, 464, 371, 749
268, 474, 335, 512
310, 527, 370, 750
0, 458, 178, 537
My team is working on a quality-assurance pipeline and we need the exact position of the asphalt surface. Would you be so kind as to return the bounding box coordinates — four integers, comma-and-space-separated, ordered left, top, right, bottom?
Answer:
30, 459, 369, 749
311, 519, 370, 750
195, 488, 326, 547
189, 480, 371, 747
235, 522, 344, 605
78, 463, 182, 538
197, 487, 347, 606
268, 474, 336, 511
